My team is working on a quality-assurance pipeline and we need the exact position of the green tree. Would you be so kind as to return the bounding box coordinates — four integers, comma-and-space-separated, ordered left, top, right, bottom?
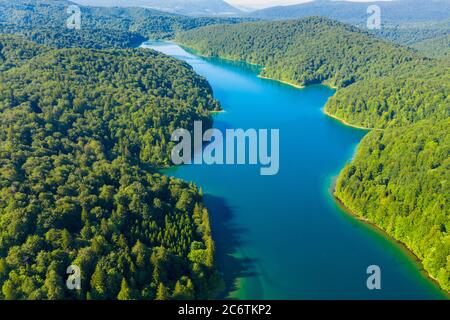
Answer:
44, 270, 65, 300
155, 283, 170, 301
117, 278, 133, 300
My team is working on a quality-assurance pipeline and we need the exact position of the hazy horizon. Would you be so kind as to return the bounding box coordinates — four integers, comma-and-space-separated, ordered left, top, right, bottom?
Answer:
71, 0, 396, 10
225, 0, 394, 9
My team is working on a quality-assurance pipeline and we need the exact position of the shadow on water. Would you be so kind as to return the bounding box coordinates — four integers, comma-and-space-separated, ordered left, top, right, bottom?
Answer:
203, 194, 258, 298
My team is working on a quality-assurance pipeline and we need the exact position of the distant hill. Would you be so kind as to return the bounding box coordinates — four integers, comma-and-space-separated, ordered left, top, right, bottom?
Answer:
249, 0, 450, 49
176, 17, 423, 89
250, 0, 450, 25
72, 0, 242, 16
412, 34, 450, 60
0, 0, 248, 48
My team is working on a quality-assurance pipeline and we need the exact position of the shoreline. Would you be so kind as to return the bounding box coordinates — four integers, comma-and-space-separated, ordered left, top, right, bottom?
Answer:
323, 109, 373, 131
239, 49, 448, 295
158, 41, 448, 296
257, 74, 305, 89
207, 46, 447, 295
330, 179, 450, 297
210, 110, 226, 115
174, 41, 345, 92
174, 43, 264, 69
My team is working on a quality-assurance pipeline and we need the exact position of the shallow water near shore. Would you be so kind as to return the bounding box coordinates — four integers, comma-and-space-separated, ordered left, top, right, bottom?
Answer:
142, 41, 447, 300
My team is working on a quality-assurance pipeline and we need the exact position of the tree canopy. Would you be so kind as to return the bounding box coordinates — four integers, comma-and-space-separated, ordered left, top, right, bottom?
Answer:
0, 35, 222, 299
0, 0, 250, 49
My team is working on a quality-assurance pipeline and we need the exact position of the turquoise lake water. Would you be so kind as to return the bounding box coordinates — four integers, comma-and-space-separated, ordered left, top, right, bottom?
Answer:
142, 41, 447, 300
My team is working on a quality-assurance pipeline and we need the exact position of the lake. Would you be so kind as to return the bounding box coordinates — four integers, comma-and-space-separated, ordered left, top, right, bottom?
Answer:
142, 41, 446, 300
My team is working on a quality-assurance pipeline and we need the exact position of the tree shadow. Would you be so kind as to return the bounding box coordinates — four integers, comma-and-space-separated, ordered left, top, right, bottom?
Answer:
203, 194, 258, 299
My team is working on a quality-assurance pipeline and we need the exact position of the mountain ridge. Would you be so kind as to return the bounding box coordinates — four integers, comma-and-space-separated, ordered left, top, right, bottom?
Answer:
250, 0, 450, 24
71, 0, 242, 16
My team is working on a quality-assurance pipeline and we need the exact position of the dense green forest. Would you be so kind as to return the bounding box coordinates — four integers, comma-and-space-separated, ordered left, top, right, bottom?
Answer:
176, 17, 449, 129
248, 0, 450, 53
335, 119, 449, 291
0, 0, 249, 49
249, 0, 450, 25
373, 20, 450, 60
177, 17, 421, 88
0, 34, 48, 71
412, 34, 450, 60
176, 17, 450, 292
375, 20, 450, 46
0, 35, 222, 299
326, 61, 450, 129
72, 0, 242, 17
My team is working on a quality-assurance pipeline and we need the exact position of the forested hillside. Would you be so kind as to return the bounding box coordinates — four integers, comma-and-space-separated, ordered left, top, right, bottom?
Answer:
177, 17, 449, 129
412, 34, 450, 60
376, 20, 450, 46
0, 0, 248, 49
0, 35, 49, 71
0, 35, 222, 299
326, 61, 450, 129
373, 20, 450, 60
335, 119, 449, 291
249, 0, 450, 25
72, 0, 242, 17
176, 17, 450, 292
248, 0, 450, 57
177, 17, 420, 88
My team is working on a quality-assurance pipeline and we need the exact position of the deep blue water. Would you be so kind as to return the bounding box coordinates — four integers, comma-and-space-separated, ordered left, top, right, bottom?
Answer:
142, 41, 446, 300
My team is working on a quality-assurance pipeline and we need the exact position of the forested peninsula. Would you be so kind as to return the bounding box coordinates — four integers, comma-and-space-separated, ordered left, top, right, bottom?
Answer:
0, 34, 223, 300
176, 17, 450, 292
0, 0, 261, 300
